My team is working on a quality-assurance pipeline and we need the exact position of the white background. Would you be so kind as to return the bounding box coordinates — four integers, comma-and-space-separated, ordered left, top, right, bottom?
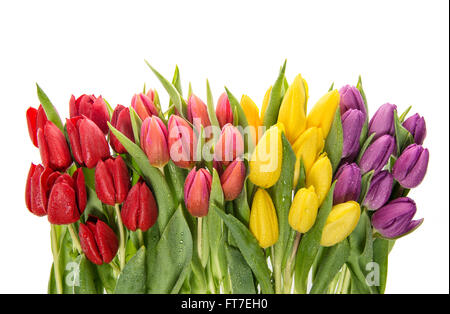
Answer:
0, 0, 448, 294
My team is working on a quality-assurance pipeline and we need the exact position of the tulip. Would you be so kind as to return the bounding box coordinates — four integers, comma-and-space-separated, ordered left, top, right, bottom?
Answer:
306, 153, 332, 205
168, 115, 196, 169
339, 85, 366, 117
95, 156, 130, 206
110, 105, 134, 154
320, 201, 361, 247
392, 144, 429, 188
121, 181, 158, 232
140, 116, 170, 167
292, 127, 324, 187
184, 167, 212, 217
288, 186, 319, 233
363, 170, 393, 210
26, 105, 48, 147
240, 95, 263, 144
79, 216, 119, 265
372, 197, 423, 238
306, 89, 340, 137
37, 120, 72, 171
341, 109, 365, 160
66, 116, 110, 168
215, 92, 233, 128
213, 123, 244, 166
220, 159, 246, 201
131, 93, 158, 121
249, 188, 279, 248
368, 103, 397, 140
359, 134, 396, 174
277, 74, 308, 143
260, 86, 272, 121
25, 164, 54, 217
187, 94, 212, 135
333, 163, 362, 204
69, 94, 110, 134
213, 159, 224, 177
249, 123, 284, 188
402, 113, 427, 145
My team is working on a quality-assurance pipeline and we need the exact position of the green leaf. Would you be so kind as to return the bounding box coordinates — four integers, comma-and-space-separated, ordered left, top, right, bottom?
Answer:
208, 169, 225, 258
394, 109, 414, 154
373, 238, 392, 294
73, 255, 102, 294
48, 263, 57, 294
357, 132, 376, 165
233, 181, 251, 226
328, 82, 335, 92
58, 230, 79, 294
164, 160, 188, 205
96, 263, 116, 294
226, 245, 256, 294
356, 75, 369, 116
129, 107, 142, 146
36, 84, 64, 130
172, 65, 183, 96
263, 60, 287, 128
206, 79, 220, 129
115, 246, 146, 294
358, 171, 374, 204
399, 105, 412, 123
324, 108, 343, 174
189, 252, 207, 293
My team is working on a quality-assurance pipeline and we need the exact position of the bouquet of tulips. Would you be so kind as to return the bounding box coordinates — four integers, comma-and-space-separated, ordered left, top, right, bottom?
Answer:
25, 61, 429, 294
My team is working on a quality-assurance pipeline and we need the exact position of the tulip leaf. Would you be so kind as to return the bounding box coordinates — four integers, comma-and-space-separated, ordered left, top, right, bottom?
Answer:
58, 230, 79, 294
208, 170, 225, 273
189, 251, 208, 293
324, 108, 343, 174
95, 263, 116, 294
172, 65, 183, 96
328, 82, 335, 92
164, 160, 188, 205
393, 109, 414, 154
233, 182, 251, 226
294, 182, 336, 294
206, 79, 220, 129
263, 60, 287, 128
373, 238, 391, 294
358, 170, 374, 204
114, 246, 146, 294
356, 75, 369, 116
188, 82, 193, 99
398, 105, 412, 123
357, 132, 376, 164
73, 255, 102, 294
48, 263, 57, 294
129, 107, 142, 146
36, 83, 64, 131
226, 244, 257, 294
212, 204, 274, 294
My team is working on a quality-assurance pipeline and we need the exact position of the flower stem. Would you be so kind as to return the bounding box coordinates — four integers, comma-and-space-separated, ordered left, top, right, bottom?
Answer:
339, 266, 351, 294
114, 204, 126, 271
137, 229, 145, 248
282, 232, 302, 294
50, 224, 63, 294
271, 246, 281, 294
197, 217, 203, 260
67, 224, 82, 254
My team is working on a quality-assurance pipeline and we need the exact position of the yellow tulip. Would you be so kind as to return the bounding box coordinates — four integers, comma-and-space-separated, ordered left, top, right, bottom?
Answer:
260, 86, 272, 121
249, 123, 284, 188
320, 201, 361, 247
292, 127, 325, 187
306, 153, 332, 204
241, 95, 263, 144
249, 188, 279, 248
306, 89, 340, 137
277, 74, 308, 143
288, 186, 319, 233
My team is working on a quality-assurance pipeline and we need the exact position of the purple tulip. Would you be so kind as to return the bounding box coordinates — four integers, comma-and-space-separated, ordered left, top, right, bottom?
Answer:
359, 135, 396, 174
341, 109, 365, 160
368, 103, 397, 140
372, 197, 423, 238
402, 113, 427, 145
339, 85, 367, 117
333, 163, 362, 204
363, 171, 393, 210
392, 144, 429, 188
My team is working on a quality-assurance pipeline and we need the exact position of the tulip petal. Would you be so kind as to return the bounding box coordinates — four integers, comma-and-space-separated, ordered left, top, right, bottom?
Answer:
79, 223, 103, 265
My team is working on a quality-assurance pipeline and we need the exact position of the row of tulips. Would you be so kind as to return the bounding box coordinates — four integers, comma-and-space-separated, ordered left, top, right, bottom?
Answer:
24, 61, 428, 294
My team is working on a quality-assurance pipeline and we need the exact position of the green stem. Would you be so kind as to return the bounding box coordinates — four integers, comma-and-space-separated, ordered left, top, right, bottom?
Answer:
114, 204, 126, 271
271, 246, 282, 294
137, 229, 145, 248
67, 224, 82, 254
197, 217, 203, 259
50, 224, 63, 294
110, 261, 121, 278
282, 232, 302, 294
340, 266, 351, 294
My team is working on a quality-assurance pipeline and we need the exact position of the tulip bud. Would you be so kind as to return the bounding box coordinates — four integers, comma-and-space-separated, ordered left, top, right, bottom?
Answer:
292, 127, 324, 187
131, 93, 158, 121
402, 113, 427, 145
363, 170, 393, 210
168, 115, 196, 169
37, 120, 72, 171
240, 95, 263, 144
26, 105, 48, 147
215, 92, 233, 128
66, 116, 110, 168
141, 116, 170, 168
339, 85, 366, 117
372, 197, 423, 238
187, 94, 212, 135
184, 167, 212, 217
213, 159, 224, 177
121, 181, 158, 232
341, 109, 365, 160
249, 189, 279, 248
333, 163, 362, 204
110, 105, 134, 154
359, 134, 396, 174
70, 94, 110, 134
214, 123, 244, 166
288, 186, 320, 233
320, 201, 361, 247
306, 153, 332, 205
220, 159, 246, 201
95, 156, 130, 206
392, 144, 429, 188
249, 123, 284, 188
306, 90, 340, 137
368, 103, 397, 140
277, 74, 308, 143
260, 86, 272, 121
79, 216, 119, 265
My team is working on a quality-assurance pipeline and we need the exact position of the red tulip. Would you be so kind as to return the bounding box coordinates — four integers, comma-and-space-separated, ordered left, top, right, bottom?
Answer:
184, 167, 212, 217
220, 159, 246, 201
121, 182, 158, 231
26, 105, 48, 147
66, 116, 110, 168
69, 94, 110, 134
110, 105, 134, 154
79, 216, 118, 265
37, 120, 72, 171
216, 92, 233, 128
168, 115, 196, 169
213, 123, 244, 166
187, 94, 211, 135
131, 93, 158, 121
140, 116, 170, 167
95, 156, 130, 205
